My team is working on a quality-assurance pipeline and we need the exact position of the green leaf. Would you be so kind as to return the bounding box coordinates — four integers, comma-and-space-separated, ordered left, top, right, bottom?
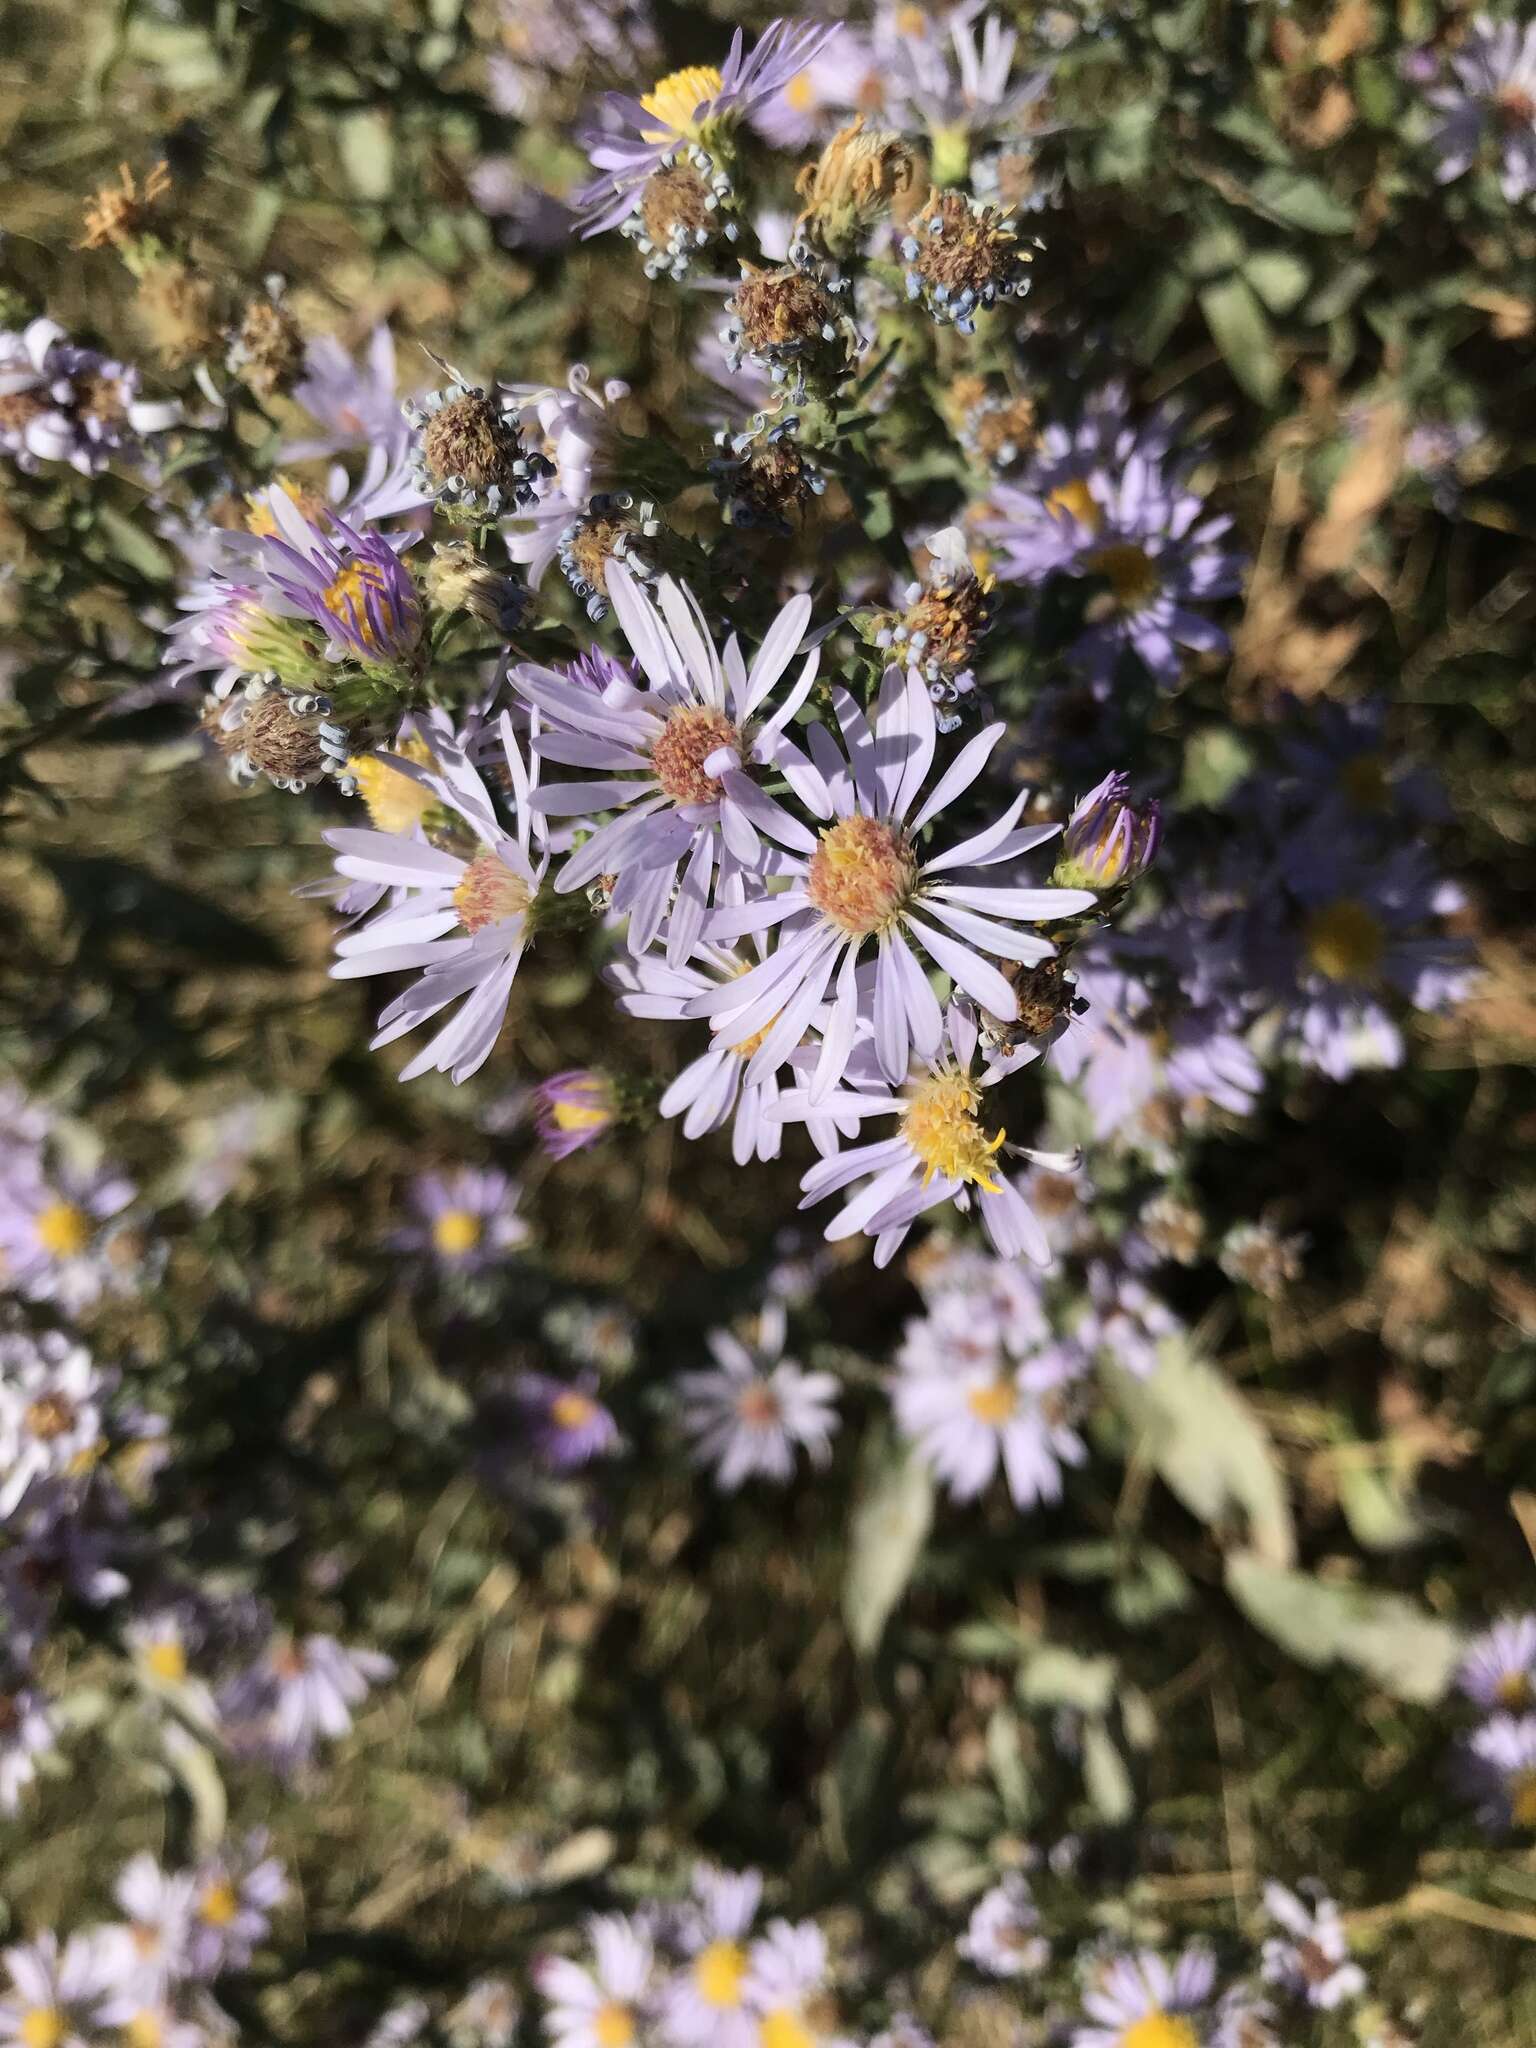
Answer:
1082, 1718, 1134, 1823
1108, 1338, 1295, 1566
1245, 169, 1356, 235
843, 1442, 933, 1656
985, 1707, 1034, 1825
1224, 1555, 1463, 1703
95, 504, 175, 584
1243, 248, 1312, 315
1179, 724, 1255, 808
338, 109, 395, 200
1017, 1644, 1117, 1715
1199, 275, 1282, 405
1336, 1460, 1431, 1552
1128, 271, 1194, 362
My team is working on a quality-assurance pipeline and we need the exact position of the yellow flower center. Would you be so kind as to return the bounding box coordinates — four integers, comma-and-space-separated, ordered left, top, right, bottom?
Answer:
323, 558, 407, 657
550, 1392, 598, 1430
1339, 752, 1390, 812
1512, 1769, 1536, 1828
640, 65, 724, 142
452, 848, 534, 934
1046, 477, 1102, 532
552, 1098, 610, 1134
1495, 1671, 1533, 1711
1303, 898, 1385, 982
901, 1071, 1006, 1192
806, 816, 918, 937
695, 1938, 749, 2007
432, 1209, 484, 1258
245, 475, 328, 537
785, 70, 816, 111
736, 1383, 781, 1427
966, 1378, 1018, 1425
895, 6, 928, 36
19, 2013, 64, 2048
200, 1880, 239, 1927
126, 2013, 164, 2048
594, 2004, 635, 2048
760, 2012, 816, 2048
35, 1201, 91, 1257
1085, 541, 1160, 610
348, 737, 437, 834
144, 1639, 187, 1683
23, 1394, 75, 1441
1119, 2017, 1199, 2048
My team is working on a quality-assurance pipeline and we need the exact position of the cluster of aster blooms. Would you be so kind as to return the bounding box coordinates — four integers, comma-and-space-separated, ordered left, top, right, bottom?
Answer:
0, 1838, 286, 2048
1452, 1614, 1536, 1835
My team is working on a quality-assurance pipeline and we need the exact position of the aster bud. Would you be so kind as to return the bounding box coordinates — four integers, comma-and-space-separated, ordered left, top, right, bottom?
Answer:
1052, 773, 1162, 892
423, 540, 528, 636
533, 1071, 618, 1160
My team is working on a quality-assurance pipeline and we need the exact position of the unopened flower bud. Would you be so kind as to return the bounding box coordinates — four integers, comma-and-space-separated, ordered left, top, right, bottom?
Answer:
533, 1071, 618, 1160
1053, 772, 1161, 892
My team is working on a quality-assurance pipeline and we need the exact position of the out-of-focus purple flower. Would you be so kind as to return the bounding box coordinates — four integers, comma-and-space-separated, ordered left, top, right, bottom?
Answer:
285, 326, 417, 461
893, 1319, 1087, 1509
186, 1831, 287, 1978
662, 1866, 762, 2048
513, 1373, 620, 1470
95, 1855, 197, 2008
0, 317, 178, 476
1461, 1712, 1536, 1831
1072, 1945, 1221, 2048
0, 1165, 137, 1315
1424, 15, 1536, 202
220, 1634, 395, 1771
1260, 1883, 1365, 2011
0, 1332, 109, 1519
392, 1168, 529, 1270
486, 0, 659, 119
957, 1875, 1050, 1976
741, 1920, 855, 2048
1055, 772, 1162, 891
534, 1913, 654, 2048
1078, 1260, 1184, 1381
676, 1300, 839, 1490
0, 1675, 55, 1814
0, 1931, 112, 2048
1458, 1615, 1536, 1712
534, 1072, 618, 1159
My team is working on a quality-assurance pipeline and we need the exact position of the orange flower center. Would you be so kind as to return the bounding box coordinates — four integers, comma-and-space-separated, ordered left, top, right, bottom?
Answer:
806, 816, 917, 936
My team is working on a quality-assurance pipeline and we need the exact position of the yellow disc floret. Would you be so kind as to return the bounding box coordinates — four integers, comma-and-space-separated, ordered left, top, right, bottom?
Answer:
432, 1210, 484, 1258
348, 737, 437, 834
760, 2012, 816, 2048
640, 65, 724, 142
35, 1201, 91, 1257
1084, 541, 1159, 611
1046, 478, 1102, 532
144, 1638, 188, 1684
593, 2004, 635, 2048
806, 816, 918, 937
965, 1379, 1018, 1425
900, 1070, 1006, 1192
1303, 898, 1385, 983
1119, 2017, 1200, 2048
694, 1938, 749, 2007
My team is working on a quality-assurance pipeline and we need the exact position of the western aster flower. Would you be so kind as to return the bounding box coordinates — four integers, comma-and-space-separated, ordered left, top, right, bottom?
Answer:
512, 1373, 621, 1470
0, 317, 179, 476
0, 1679, 55, 1814
775, 1003, 1082, 1267
534, 1072, 618, 1159
186, 1831, 287, 1978
1463, 1713, 1536, 1830
957, 1875, 1050, 1976
1259, 1884, 1365, 2011
692, 664, 1094, 1096
534, 1914, 654, 2048
1425, 14, 1536, 201
1072, 1946, 1221, 2048
0, 1163, 136, 1314
391, 1168, 529, 1269
95, 1854, 197, 2007
0, 1333, 108, 1518
574, 20, 841, 236
892, 1321, 1087, 1507
741, 1921, 855, 2048
326, 714, 550, 1083
1458, 1615, 1536, 1712
0, 1933, 111, 2048
676, 1300, 839, 1489
661, 1867, 763, 2048
516, 565, 819, 962
221, 1635, 395, 1771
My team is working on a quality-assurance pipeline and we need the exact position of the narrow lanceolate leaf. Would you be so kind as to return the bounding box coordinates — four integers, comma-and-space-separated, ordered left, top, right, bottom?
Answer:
843, 1442, 933, 1657
1109, 1338, 1296, 1567
1225, 1555, 1464, 1704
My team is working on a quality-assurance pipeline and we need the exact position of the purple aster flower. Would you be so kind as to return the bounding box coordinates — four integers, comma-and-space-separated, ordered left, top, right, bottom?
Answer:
911, 1242, 1053, 1350
1260, 1883, 1366, 2011
1459, 1615, 1536, 1712
516, 566, 821, 963
574, 21, 841, 237
690, 665, 1094, 1097
662, 1867, 763, 2048
486, 0, 659, 119
775, 1002, 1082, 1268
502, 367, 631, 592
186, 1830, 287, 1978
1425, 15, 1536, 201
749, 34, 877, 148
391, 1168, 529, 1269
987, 439, 1242, 687
741, 1920, 856, 2048
235, 492, 423, 672
1461, 1712, 1536, 1831
1072, 1945, 1221, 2048
0, 1932, 111, 2048
220, 1633, 395, 1771
95, 1855, 197, 2008
0, 1163, 136, 1314
326, 714, 550, 1083
893, 1320, 1087, 1507
1055, 772, 1162, 891
676, 1300, 839, 1490
0, 317, 178, 476
892, 10, 1048, 146
1271, 697, 1448, 841
534, 1914, 654, 2048
0, 1332, 109, 1518
285, 325, 418, 460
1077, 1259, 1184, 1381
512, 1372, 620, 1469
957, 1876, 1050, 1976
534, 1072, 618, 1159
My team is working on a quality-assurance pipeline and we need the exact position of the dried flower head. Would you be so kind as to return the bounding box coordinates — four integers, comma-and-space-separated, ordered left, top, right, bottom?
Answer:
711, 416, 826, 535
793, 117, 920, 260
556, 493, 662, 620
134, 257, 222, 368
423, 540, 527, 635
1219, 1222, 1307, 1299
721, 262, 862, 399
404, 370, 554, 518
902, 188, 1037, 333
205, 681, 362, 795
952, 380, 1038, 473
227, 291, 305, 399
79, 159, 172, 252
625, 144, 739, 281
868, 528, 995, 698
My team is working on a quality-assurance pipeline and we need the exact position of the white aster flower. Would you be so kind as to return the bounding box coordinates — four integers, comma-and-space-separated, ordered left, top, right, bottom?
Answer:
534, 1913, 654, 2048
677, 1300, 839, 1489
